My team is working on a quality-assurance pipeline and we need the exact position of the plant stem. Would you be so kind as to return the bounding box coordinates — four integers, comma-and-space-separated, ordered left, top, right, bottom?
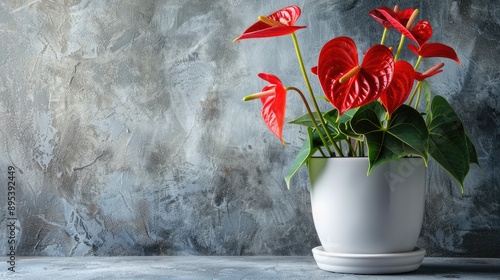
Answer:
286, 87, 333, 156
353, 140, 359, 156
408, 81, 422, 106
360, 138, 365, 156
347, 139, 355, 156
290, 33, 341, 157
331, 138, 343, 156
380, 28, 388, 45
394, 34, 406, 62
317, 147, 327, 157
407, 57, 423, 107
414, 82, 423, 110
414, 56, 423, 70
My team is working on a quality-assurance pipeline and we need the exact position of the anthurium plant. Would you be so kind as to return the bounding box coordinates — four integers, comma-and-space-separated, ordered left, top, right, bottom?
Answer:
234, 5, 478, 191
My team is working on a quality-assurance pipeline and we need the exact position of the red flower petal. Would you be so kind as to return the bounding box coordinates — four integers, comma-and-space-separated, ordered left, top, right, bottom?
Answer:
369, 7, 395, 29
380, 61, 415, 115
369, 7, 415, 30
257, 73, 287, 144
258, 72, 283, 85
311, 66, 318, 76
411, 20, 433, 46
269, 5, 302, 26
376, 8, 420, 45
234, 6, 306, 41
317, 37, 394, 115
408, 43, 460, 63
396, 8, 416, 27
360, 45, 395, 96
235, 25, 306, 41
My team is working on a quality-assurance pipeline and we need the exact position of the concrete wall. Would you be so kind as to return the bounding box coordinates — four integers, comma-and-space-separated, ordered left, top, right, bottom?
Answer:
0, 0, 498, 257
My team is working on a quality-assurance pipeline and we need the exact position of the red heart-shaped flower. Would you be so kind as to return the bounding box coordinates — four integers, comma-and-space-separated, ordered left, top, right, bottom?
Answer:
369, 6, 415, 30
234, 6, 306, 41
408, 43, 460, 63
380, 61, 415, 116
258, 73, 287, 144
317, 36, 394, 115
411, 20, 433, 46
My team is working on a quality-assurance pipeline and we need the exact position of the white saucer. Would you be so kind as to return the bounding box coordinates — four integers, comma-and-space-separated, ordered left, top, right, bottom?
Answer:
312, 246, 426, 274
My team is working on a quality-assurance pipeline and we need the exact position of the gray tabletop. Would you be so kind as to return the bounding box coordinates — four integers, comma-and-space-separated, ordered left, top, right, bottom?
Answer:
1, 256, 499, 279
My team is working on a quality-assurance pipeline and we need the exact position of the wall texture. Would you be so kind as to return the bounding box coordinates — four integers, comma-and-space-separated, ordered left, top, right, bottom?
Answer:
0, 0, 498, 257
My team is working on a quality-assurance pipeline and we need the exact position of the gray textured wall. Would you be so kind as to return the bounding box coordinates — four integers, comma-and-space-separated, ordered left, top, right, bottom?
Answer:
0, 0, 498, 257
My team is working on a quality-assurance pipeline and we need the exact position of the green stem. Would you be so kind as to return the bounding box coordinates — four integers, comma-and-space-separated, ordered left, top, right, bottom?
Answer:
317, 147, 327, 157
286, 87, 333, 156
292, 33, 344, 156
407, 56, 423, 107
408, 81, 422, 106
359, 138, 365, 157
353, 139, 360, 156
414, 82, 423, 110
290, 33, 342, 157
332, 137, 346, 157
414, 56, 423, 71
331, 137, 343, 157
347, 140, 355, 157
394, 34, 406, 62
380, 28, 388, 45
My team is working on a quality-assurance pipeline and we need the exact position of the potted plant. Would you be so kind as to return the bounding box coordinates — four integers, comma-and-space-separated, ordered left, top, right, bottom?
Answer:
233, 5, 478, 274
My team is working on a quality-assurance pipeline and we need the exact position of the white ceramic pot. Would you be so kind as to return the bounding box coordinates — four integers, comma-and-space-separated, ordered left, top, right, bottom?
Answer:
308, 157, 426, 254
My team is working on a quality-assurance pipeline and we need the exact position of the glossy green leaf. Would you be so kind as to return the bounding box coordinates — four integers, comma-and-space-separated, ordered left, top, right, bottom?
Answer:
422, 81, 432, 120
322, 108, 357, 124
317, 96, 330, 103
288, 109, 355, 126
322, 109, 338, 123
322, 111, 345, 141
323, 108, 357, 141
466, 134, 479, 166
285, 127, 317, 189
427, 96, 472, 190
310, 124, 339, 145
288, 112, 321, 127
289, 109, 352, 144
339, 121, 363, 140
351, 102, 428, 174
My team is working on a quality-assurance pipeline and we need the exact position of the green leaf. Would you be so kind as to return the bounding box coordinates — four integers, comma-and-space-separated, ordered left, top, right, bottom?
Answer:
285, 127, 317, 189
322, 112, 345, 142
336, 107, 367, 142
422, 81, 432, 122
311, 125, 337, 145
323, 108, 357, 141
322, 108, 357, 123
466, 133, 479, 166
288, 112, 322, 127
322, 109, 338, 124
428, 96, 473, 190
317, 95, 330, 103
350, 102, 428, 174
339, 121, 363, 140
289, 109, 358, 144
338, 108, 357, 123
